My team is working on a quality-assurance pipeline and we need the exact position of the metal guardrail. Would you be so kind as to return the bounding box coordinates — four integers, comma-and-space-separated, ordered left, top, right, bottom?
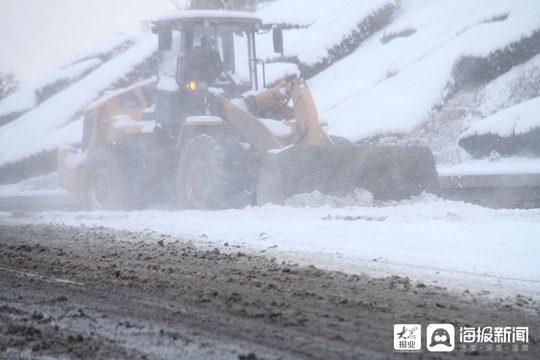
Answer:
439, 173, 540, 189
439, 173, 540, 209
0, 192, 80, 212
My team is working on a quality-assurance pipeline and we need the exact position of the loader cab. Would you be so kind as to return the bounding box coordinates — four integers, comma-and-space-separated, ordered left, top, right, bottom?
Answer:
153, 11, 269, 96
152, 11, 282, 129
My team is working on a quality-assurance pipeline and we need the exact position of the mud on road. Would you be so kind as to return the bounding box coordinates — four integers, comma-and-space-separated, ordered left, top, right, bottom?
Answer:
0, 224, 538, 359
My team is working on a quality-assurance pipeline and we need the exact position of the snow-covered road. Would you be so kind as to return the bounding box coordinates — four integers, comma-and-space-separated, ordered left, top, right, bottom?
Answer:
2, 193, 538, 299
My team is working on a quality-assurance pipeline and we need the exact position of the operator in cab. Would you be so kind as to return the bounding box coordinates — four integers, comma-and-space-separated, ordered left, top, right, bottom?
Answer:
184, 36, 223, 84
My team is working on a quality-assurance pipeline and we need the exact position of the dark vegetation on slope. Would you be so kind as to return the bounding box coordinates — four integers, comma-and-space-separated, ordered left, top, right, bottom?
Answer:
452, 30, 540, 95
0, 152, 56, 186
459, 129, 540, 159
455, 31, 540, 158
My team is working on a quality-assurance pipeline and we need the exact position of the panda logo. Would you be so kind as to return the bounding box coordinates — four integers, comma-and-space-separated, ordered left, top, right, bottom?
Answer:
427, 324, 455, 352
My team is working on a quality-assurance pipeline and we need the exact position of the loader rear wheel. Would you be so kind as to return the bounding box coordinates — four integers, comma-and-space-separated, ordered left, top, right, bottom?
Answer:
176, 135, 250, 209
81, 147, 134, 210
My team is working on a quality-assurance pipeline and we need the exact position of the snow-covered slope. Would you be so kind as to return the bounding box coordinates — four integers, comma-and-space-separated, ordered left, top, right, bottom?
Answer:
0, 0, 539, 183
0, 35, 134, 125
257, 0, 395, 71
0, 34, 156, 169
305, 0, 540, 142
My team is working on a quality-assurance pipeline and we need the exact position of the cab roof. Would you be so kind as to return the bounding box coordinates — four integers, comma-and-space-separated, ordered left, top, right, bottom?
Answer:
154, 10, 262, 28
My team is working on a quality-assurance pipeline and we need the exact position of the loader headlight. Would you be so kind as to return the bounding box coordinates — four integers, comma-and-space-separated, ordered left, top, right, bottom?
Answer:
185, 81, 208, 92
187, 81, 197, 91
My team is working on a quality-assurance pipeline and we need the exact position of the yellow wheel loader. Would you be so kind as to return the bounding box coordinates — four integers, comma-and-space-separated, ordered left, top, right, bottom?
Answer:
57, 11, 440, 210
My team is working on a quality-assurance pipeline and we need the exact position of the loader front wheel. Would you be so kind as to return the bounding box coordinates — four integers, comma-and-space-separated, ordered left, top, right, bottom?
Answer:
176, 135, 250, 209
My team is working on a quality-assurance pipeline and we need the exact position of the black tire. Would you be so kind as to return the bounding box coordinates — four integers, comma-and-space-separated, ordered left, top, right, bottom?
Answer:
176, 135, 251, 209
80, 147, 135, 210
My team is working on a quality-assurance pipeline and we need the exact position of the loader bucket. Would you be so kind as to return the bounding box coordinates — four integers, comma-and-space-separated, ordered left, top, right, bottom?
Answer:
256, 145, 440, 205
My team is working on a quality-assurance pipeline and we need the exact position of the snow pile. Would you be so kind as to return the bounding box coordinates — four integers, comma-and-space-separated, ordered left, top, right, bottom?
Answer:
285, 189, 374, 208
0, 173, 60, 194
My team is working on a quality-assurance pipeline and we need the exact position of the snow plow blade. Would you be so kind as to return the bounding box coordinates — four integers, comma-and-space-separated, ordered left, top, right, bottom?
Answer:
257, 145, 440, 205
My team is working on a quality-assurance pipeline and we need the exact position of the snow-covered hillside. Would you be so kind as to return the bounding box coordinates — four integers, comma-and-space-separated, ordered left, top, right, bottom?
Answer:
0, 0, 539, 183
260, 0, 540, 163
0, 35, 156, 171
